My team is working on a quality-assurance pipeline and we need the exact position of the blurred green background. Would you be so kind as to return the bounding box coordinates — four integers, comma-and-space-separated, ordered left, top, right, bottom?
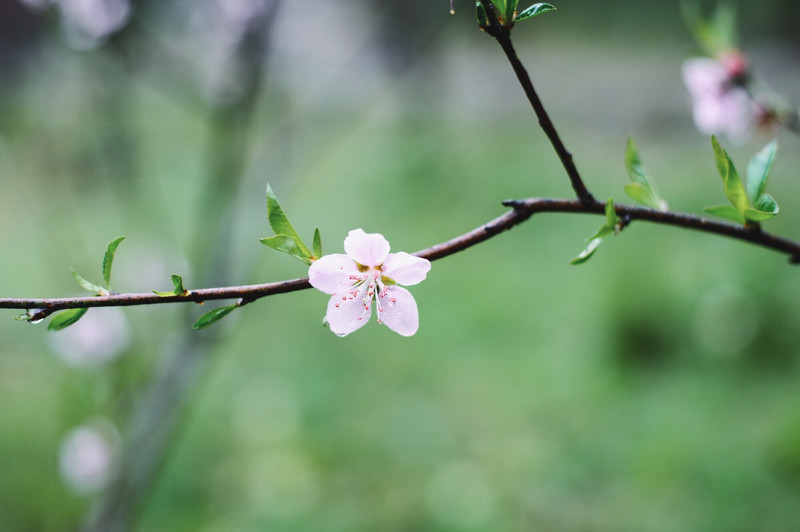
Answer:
2, 0, 800, 530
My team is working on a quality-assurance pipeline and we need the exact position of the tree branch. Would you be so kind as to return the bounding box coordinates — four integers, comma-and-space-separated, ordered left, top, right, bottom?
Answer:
477, 0, 595, 205
3, 198, 798, 322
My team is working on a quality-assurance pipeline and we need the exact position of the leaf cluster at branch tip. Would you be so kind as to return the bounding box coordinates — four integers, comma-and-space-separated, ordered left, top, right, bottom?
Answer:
571, 199, 620, 265
261, 184, 322, 265
704, 136, 779, 225
46, 236, 127, 330
476, 1, 556, 29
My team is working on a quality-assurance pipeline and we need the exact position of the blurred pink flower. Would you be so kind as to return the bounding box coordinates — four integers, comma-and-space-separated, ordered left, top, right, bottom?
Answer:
309, 229, 431, 337
58, 420, 119, 494
681, 57, 753, 142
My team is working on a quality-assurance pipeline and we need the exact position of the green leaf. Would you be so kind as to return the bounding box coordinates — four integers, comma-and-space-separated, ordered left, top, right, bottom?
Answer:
744, 193, 779, 222
102, 236, 126, 288
48, 308, 89, 331
704, 204, 745, 224
515, 2, 556, 23
681, 2, 738, 56
623, 137, 667, 211
604, 198, 619, 228
623, 183, 657, 210
624, 136, 647, 186
154, 274, 189, 297
571, 238, 603, 265
260, 235, 312, 265
746, 140, 777, 203
587, 224, 615, 241
312, 228, 322, 259
266, 184, 312, 260
711, 136, 749, 214
492, 0, 508, 16
71, 269, 105, 295
192, 304, 238, 330
475, 1, 489, 26
754, 193, 779, 214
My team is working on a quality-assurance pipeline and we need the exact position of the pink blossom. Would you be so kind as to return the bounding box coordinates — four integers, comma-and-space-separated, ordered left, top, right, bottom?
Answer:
681, 57, 753, 142
308, 229, 431, 337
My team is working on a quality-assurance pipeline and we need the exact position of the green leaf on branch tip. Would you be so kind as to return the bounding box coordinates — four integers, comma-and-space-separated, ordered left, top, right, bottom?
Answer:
260, 235, 313, 265
71, 269, 106, 295
192, 304, 238, 330
703, 205, 745, 224
475, 1, 489, 26
625, 136, 647, 185
605, 198, 619, 228
266, 184, 312, 261
571, 237, 603, 265
102, 236, 126, 289
711, 135, 749, 214
572, 200, 618, 266
744, 194, 779, 222
48, 308, 88, 331
154, 274, 189, 297
623, 136, 667, 211
515, 3, 556, 23
312, 228, 322, 260
746, 140, 777, 203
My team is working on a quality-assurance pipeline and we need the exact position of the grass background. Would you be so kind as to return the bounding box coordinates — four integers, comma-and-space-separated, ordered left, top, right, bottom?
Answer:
1, 1, 800, 530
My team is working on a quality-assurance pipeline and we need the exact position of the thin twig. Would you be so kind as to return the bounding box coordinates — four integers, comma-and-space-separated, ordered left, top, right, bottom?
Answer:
4, 198, 798, 321
477, 0, 596, 205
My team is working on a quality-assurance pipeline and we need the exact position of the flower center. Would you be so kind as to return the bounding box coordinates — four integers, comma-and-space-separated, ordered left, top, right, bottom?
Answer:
333, 265, 397, 324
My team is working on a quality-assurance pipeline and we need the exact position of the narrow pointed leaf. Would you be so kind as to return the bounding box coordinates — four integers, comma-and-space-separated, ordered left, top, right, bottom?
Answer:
604, 198, 619, 228
571, 238, 604, 265
260, 235, 312, 264
266, 184, 312, 259
48, 308, 89, 331
475, 1, 489, 26
711, 136, 749, 214
625, 136, 648, 186
192, 304, 238, 330
703, 204, 745, 224
515, 2, 556, 23
102, 236, 126, 288
71, 269, 105, 295
312, 228, 322, 259
154, 274, 189, 297
504, 0, 517, 23
623, 138, 667, 211
746, 140, 777, 202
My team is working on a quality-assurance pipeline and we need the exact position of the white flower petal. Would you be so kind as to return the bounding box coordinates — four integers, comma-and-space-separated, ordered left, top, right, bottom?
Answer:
309, 254, 358, 295
325, 290, 372, 337
378, 286, 419, 337
344, 229, 390, 267
382, 252, 431, 286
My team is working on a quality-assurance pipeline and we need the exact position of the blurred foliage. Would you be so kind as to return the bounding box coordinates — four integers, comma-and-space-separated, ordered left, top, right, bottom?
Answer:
1, 0, 800, 531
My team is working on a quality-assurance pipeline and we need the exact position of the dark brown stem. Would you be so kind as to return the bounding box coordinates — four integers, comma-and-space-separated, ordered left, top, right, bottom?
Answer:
4, 198, 799, 321
477, 0, 596, 205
